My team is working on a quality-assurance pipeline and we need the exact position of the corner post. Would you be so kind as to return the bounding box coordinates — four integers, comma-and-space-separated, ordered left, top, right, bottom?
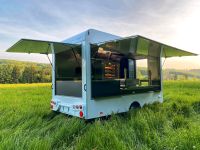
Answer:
160, 45, 164, 101
82, 38, 91, 119
50, 43, 55, 97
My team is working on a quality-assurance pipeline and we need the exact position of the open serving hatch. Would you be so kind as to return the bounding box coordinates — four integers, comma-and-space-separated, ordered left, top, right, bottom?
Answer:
6, 39, 81, 54
97, 35, 197, 58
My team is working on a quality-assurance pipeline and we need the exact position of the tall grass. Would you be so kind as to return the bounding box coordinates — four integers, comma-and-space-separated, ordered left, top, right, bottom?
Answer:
0, 81, 199, 150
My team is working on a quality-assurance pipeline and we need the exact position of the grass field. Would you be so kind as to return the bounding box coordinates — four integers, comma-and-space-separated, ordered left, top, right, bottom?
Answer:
0, 81, 200, 150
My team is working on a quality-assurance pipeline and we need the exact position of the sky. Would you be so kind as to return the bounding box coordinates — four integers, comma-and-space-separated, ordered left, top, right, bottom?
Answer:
0, 0, 200, 69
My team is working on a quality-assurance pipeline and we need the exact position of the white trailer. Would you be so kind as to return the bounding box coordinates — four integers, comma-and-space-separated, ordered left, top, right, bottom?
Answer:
6, 29, 197, 119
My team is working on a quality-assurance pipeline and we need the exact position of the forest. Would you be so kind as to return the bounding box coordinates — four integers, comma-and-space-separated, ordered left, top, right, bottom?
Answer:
0, 60, 51, 83
0, 59, 200, 84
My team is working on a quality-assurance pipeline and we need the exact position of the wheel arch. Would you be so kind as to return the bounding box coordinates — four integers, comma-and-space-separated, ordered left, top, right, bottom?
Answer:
129, 101, 141, 110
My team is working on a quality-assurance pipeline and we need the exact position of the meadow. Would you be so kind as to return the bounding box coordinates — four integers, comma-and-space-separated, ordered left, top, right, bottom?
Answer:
0, 81, 200, 150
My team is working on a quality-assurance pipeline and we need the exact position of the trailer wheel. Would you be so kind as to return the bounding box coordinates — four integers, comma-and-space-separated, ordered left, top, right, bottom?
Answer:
129, 101, 141, 110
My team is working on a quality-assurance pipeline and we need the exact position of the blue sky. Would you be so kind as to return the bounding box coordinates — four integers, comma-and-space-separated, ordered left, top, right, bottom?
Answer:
0, 0, 200, 69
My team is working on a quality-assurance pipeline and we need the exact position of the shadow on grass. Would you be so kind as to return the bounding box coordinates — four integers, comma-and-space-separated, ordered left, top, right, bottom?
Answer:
42, 111, 60, 121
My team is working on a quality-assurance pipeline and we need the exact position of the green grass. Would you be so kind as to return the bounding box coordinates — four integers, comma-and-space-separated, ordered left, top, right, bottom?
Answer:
0, 81, 200, 150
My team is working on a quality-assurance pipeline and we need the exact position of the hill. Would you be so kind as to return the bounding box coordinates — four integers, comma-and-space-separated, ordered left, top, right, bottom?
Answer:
0, 59, 51, 83
163, 69, 200, 80
0, 59, 50, 67
137, 67, 200, 80
0, 59, 200, 84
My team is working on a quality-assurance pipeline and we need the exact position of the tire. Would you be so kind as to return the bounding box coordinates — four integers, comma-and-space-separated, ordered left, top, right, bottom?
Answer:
129, 102, 141, 110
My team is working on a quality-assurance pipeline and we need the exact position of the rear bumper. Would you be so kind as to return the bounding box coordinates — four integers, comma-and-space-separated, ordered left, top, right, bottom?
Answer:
51, 95, 85, 118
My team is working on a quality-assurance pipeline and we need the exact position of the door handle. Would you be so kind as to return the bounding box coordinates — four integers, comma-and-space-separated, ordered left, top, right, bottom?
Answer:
84, 84, 87, 91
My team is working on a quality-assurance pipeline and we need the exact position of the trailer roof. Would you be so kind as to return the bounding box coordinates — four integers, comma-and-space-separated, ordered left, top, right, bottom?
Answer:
6, 39, 80, 54
98, 35, 197, 58
63, 29, 120, 44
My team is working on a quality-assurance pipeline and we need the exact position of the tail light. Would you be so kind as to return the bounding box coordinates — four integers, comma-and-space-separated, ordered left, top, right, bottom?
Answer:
79, 111, 83, 118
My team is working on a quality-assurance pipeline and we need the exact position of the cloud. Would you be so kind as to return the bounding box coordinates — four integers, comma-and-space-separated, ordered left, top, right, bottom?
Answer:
0, 0, 199, 68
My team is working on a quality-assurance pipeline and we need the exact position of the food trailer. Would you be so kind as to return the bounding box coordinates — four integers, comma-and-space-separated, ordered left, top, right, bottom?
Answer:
6, 29, 197, 119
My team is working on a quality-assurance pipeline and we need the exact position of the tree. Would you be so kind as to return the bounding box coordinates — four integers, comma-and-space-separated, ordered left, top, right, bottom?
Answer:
0, 64, 13, 83
11, 65, 21, 83
22, 65, 37, 83
41, 67, 51, 82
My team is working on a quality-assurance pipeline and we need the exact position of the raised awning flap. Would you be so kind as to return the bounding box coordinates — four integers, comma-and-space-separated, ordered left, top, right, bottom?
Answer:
161, 45, 196, 57
6, 39, 80, 54
98, 35, 197, 58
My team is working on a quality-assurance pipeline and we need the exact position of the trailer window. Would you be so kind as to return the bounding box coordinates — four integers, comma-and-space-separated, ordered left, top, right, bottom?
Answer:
91, 45, 161, 98
136, 59, 148, 86
55, 48, 82, 97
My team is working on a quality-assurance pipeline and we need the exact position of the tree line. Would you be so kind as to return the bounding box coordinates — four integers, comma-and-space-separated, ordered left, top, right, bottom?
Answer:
0, 61, 51, 84
0, 60, 199, 84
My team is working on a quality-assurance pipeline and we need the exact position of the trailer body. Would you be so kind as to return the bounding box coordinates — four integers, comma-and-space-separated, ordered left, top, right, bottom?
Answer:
6, 29, 197, 119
